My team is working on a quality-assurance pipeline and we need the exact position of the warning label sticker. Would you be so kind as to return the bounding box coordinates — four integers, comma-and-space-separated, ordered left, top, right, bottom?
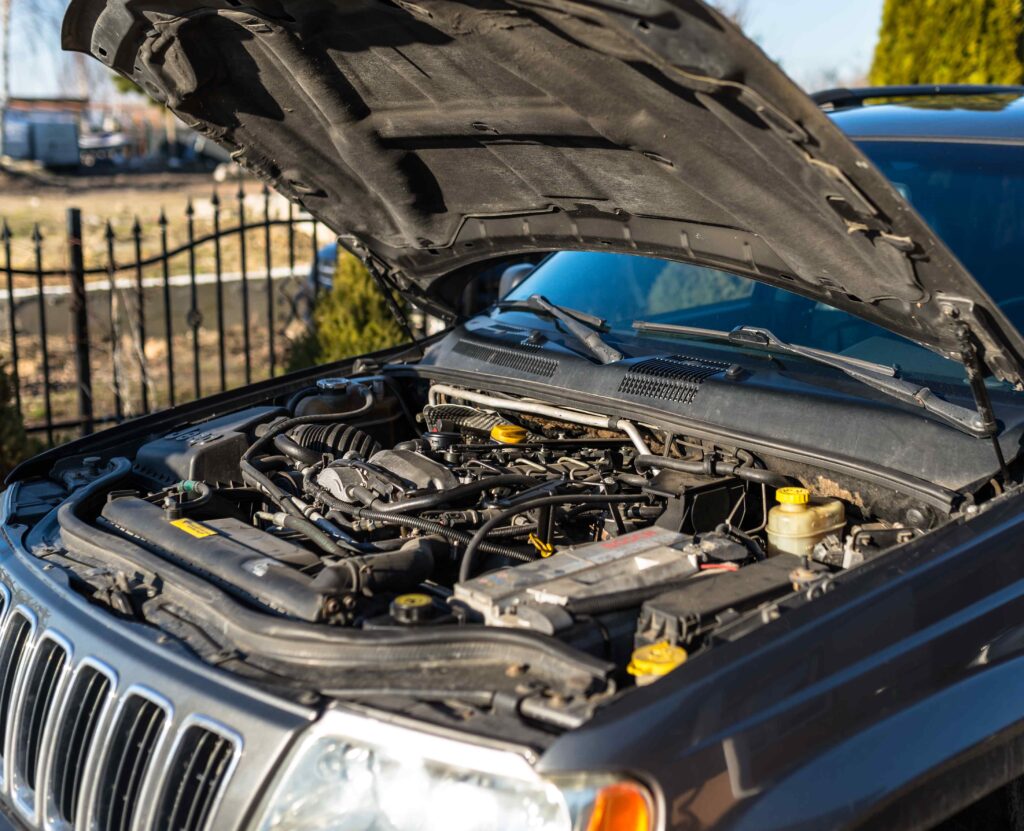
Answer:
169, 518, 218, 538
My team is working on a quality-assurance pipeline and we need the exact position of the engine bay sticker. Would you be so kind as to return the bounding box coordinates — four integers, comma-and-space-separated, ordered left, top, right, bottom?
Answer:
169, 518, 218, 538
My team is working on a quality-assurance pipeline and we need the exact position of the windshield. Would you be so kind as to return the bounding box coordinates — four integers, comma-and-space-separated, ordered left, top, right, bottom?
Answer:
501, 250, 958, 378
857, 140, 1024, 332
501, 140, 1024, 387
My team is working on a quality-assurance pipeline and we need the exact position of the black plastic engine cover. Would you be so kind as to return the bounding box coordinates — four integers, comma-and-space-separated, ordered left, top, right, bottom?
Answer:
636, 555, 800, 647
133, 406, 285, 490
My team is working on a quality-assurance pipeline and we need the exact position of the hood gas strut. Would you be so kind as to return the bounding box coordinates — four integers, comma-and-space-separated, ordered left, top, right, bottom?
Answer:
954, 322, 1010, 481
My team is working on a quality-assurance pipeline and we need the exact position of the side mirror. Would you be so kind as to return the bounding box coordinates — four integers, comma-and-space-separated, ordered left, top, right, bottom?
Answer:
498, 263, 535, 299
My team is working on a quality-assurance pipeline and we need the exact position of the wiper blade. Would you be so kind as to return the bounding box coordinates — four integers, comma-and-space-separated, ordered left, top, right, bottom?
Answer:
633, 321, 989, 436
497, 296, 624, 364
729, 326, 990, 435
633, 320, 896, 376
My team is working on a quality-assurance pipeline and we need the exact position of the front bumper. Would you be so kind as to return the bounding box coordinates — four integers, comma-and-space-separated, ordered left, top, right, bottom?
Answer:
0, 485, 314, 831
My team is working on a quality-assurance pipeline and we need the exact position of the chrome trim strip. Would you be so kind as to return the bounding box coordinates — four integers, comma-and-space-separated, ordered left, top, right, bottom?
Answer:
16, 630, 73, 829
71, 661, 120, 831
147, 714, 243, 831
2, 606, 37, 801
82, 684, 173, 831
41, 656, 116, 831
126, 687, 176, 831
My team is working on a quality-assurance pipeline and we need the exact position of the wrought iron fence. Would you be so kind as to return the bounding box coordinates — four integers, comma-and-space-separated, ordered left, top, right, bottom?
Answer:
0, 183, 324, 445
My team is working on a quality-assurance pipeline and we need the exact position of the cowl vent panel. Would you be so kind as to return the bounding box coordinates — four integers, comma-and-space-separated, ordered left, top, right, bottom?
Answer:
453, 338, 559, 377
618, 355, 727, 403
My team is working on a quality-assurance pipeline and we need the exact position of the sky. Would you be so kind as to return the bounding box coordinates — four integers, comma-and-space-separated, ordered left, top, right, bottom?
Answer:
6, 0, 887, 98
741, 0, 887, 90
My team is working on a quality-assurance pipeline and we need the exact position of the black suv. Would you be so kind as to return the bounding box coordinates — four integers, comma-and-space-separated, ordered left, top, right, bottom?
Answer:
1, 2, 1021, 829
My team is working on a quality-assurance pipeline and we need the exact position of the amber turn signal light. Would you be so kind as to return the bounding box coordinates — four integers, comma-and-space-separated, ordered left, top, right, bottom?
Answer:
584, 781, 654, 831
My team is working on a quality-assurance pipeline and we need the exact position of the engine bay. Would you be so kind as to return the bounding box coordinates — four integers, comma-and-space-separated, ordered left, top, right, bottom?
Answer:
27, 373, 952, 730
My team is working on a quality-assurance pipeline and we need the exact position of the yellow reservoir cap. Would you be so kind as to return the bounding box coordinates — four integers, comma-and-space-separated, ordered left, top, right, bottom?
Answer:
393, 593, 432, 609
627, 642, 687, 682
490, 424, 528, 444
776, 486, 810, 505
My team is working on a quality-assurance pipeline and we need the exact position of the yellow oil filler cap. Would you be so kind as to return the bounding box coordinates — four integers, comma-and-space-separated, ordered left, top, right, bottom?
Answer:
390, 593, 435, 625
490, 424, 528, 444
776, 486, 810, 505
393, 593, 432, 610
627, 642, 687, 685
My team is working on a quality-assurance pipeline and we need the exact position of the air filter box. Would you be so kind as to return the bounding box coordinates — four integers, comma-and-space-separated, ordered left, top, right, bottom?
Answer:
133, 406, 285, 489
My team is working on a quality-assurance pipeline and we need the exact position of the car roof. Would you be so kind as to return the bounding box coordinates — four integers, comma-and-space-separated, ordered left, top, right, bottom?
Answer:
817, 85, 1024, 143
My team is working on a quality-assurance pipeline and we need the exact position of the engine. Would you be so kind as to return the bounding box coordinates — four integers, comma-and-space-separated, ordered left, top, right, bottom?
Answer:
89, 376, 915, 684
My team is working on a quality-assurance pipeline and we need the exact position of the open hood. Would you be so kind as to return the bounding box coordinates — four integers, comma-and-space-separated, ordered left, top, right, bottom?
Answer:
64, 0, 1024, 386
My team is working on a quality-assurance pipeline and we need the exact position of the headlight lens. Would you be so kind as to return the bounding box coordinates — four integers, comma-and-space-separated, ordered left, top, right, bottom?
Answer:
254, 709, 654, 831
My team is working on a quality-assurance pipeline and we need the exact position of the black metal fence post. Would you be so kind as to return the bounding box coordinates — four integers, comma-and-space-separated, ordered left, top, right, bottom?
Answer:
236, 182, 252, 385
132, 217, 149, 413
66, 208, 93, 437
185, 199, 201, 400
4, 194, 315, 438
159, 209, 175, 408
2, 221, 19, 417
211, 191, 227, 392
105, 220, 124, 423
263, 185, 275, 377
32, 225, 54, 446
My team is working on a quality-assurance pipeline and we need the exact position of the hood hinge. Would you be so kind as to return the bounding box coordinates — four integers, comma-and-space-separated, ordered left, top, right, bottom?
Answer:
953, 320, 1009, 481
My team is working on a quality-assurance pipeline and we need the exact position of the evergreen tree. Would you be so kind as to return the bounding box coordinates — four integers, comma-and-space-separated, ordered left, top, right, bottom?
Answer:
871, 0, 1024, 86
0, 361, 30, 478
287, 251, 406, 370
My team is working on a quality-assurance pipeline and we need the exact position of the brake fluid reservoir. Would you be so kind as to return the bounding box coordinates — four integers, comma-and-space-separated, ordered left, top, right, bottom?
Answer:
766, 487, 845, 557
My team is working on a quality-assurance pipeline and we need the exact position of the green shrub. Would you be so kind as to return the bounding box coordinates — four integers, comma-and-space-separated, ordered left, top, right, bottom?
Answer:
870, 0, 1024, 85
0, 362, 30, 478
287, 251, 407, 371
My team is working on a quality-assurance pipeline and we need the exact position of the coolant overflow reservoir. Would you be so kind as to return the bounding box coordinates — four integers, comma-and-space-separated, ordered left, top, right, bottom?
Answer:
766, 487, 845, 558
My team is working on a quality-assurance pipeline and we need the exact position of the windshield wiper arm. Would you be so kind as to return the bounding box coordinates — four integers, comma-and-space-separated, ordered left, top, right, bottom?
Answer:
729, 326, 991, 436
633, 321, 989, 436
496, 295, 624, 364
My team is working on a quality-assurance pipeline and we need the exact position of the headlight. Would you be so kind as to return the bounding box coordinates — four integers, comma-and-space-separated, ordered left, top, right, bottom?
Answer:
254, 708, 654, 831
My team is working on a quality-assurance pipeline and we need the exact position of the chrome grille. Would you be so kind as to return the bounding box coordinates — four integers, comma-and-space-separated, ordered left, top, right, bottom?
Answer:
0, 513, 310, 831
155, 723, 238, 831
14, 637, 67, 791
0, 612, 33, 766
0, 614, 247, 831
50, 663, 112, 826
95, 693, 169, 831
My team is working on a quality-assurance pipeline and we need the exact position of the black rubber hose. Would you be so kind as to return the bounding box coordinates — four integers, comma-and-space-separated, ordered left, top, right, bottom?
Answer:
634, 454, 791, 488
327, 502, 533, 562
175, 480, 213, 512
240, 463, 355, 557
370, 474, 539, 513
285, 385, 319, 414
487, 523, 538, 538
459, 493, 650, 582
240, 388, 376, 536
244, 388, 375, 462
273, 433, 321, 466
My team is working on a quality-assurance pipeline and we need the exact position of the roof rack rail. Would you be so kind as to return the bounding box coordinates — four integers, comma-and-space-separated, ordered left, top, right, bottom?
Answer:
811, 84, 1024, 111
